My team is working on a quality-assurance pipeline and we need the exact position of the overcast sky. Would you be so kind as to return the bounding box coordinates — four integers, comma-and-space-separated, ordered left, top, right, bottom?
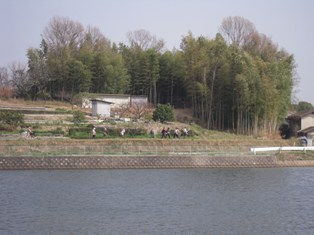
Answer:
1, 0, 313, 105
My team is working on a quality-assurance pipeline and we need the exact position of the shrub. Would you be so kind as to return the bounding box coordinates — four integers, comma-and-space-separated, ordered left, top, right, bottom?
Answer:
153, 103, 175, 123
126, 128, 147, 137
69, 127, 90, 136
55, 108, 72, 114
144, 112, 153, 121
36, 91, 52, 100
51, 127, 64, 135
72, 110, 86, 124
0, 110, 24, 127
32, 128, 65, 137
0, 124, 16, 132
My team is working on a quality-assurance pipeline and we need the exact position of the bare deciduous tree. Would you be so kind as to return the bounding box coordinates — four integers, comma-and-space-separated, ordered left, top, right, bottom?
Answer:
127, 29, 165, 52
0, 67, 9, 88
84, 26, 111, 51
0, 67, 13, 98
43, 16, 84, 52
219, 16, 256, 47
243, 32, 278, 58
129, 102, 152, 119
9, 62, 30, 97
111, 102, 152, 120
113, 104, 130, 118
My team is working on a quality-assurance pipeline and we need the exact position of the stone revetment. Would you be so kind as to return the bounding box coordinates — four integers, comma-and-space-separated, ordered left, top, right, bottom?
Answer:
1, 155, 314, 170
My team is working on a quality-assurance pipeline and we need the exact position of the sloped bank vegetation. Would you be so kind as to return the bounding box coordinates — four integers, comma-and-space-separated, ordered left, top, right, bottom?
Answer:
0, 99, 292, 146
1, 100, 311, 160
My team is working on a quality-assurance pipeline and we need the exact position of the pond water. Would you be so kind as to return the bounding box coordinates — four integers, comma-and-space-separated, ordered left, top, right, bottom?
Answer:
1, 168, 314, 235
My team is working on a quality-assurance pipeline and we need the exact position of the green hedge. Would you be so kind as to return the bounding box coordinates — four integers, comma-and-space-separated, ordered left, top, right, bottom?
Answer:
24, 128, 65, 137
68, 126, 147, 139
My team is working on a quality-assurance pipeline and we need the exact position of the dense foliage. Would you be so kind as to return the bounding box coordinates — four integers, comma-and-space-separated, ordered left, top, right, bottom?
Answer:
0, 110, 24, 130
294, 101, 314, 112
153, 103, 175, 123
1, 16, 298, 136
72, 110, 86, 124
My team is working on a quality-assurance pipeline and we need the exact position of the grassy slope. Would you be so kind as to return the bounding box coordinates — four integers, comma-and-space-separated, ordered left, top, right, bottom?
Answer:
0, 98, 294, 148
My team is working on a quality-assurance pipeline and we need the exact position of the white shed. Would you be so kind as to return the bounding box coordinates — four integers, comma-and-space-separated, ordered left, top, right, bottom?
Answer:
91, 99, 112, 117
82, 94, 148, 109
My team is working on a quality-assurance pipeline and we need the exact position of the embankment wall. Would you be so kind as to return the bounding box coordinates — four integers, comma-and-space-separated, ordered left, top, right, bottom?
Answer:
1, 156, 314, 170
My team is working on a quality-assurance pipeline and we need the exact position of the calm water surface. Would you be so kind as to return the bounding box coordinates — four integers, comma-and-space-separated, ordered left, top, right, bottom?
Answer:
0, 168, 314, 235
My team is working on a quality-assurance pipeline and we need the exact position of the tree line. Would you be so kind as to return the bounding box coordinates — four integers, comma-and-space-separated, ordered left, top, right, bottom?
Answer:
0, 16, 297, 136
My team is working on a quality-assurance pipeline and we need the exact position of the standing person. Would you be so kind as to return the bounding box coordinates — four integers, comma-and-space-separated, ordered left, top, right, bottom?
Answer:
161, 128, 166, 138
150, 129, 155, 138
120, 128, 126, 137
92, 127, 96, 138
166, 128, 171, 138
182, 127, 188, 138
174, 127, 180, 138
103, 127, 108, 137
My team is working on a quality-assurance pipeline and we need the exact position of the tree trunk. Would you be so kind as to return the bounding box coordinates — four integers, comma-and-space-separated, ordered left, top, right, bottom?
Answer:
208, 63, 218, 129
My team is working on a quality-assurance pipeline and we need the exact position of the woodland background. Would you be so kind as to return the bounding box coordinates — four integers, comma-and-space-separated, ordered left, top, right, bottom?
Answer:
1, 16, 311, 136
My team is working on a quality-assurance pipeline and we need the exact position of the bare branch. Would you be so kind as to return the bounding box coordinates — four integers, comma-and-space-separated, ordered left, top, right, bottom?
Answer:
43, 16, 84, 52
129, 103, 153, 119
84, 26, 111, 51
127, 29, 165, 52
0, 67, 9, 88
8, 62, 30, 97
219, 16, 256, 47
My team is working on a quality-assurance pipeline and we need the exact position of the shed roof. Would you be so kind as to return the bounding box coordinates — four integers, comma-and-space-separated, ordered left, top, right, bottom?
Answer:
88, 94, 147, 99
91, 99, 113, 104
288, 110, 314, 118
298, 126, 314, 134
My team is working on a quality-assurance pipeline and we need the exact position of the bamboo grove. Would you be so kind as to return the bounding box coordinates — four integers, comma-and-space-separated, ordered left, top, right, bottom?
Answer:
2, 16, 295, 136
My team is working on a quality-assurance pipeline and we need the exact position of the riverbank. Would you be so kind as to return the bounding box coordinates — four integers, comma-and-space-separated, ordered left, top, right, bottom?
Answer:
1, 137, 313, 169
0, 137, 296, 156
1, 99, 313, 168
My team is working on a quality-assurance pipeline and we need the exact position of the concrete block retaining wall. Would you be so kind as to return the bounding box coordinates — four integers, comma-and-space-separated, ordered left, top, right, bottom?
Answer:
1, 156, 314, 170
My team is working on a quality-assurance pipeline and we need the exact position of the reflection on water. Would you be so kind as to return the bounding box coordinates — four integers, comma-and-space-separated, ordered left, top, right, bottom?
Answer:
0, 168, 314, 235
